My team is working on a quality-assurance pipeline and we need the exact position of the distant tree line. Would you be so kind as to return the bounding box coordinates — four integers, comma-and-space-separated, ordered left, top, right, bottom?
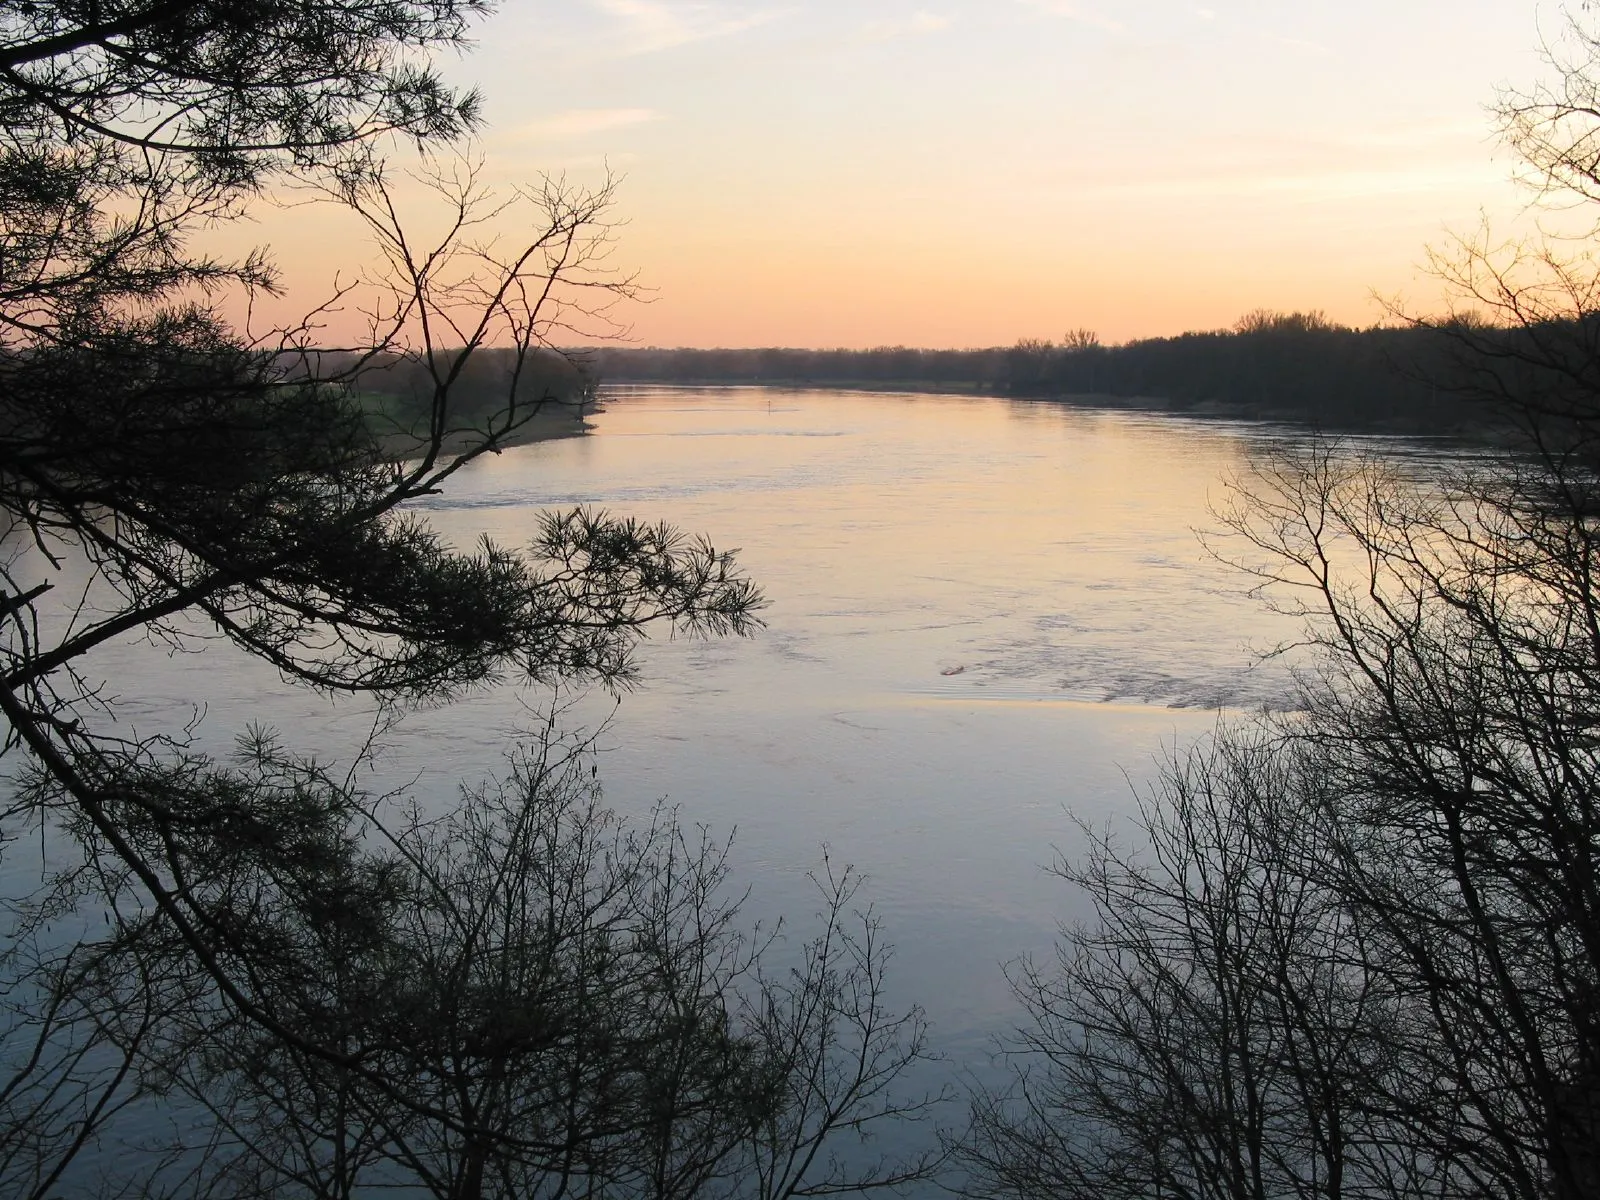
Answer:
585, 311, 1516, 433
585, 344, 1012, 392
997, 312, 1470, 429
295, 347, 597, 449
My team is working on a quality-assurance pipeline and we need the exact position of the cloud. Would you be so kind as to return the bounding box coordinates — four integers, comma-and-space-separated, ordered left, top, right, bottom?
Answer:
1016, 0, 1124, 35
508, 108, 662, 142
590, 0, 781, 55
857, 11, 953, 43
1261, 31, 1332, 57
1085, 164, 1507, 202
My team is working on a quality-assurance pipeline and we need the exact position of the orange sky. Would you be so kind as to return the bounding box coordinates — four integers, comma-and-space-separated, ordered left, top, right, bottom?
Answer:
225, 1, 1559, 349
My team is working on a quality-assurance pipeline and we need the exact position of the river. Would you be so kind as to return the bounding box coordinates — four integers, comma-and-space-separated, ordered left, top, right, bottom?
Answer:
106, 387, 1346, 1036
40, 385, 1456, 1181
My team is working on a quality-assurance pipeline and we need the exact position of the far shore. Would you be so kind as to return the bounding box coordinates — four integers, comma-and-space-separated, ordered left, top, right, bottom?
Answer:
374, 397, 594, 460
592, 380, 1488, 437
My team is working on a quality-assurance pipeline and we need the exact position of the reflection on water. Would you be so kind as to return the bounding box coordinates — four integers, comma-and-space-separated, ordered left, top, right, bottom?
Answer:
450, 389, 1307, 1055
29, 388, 1410, 1066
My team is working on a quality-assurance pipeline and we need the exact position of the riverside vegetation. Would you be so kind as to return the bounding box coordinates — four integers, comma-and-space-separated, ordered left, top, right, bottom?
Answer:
585, 312, 1487, 434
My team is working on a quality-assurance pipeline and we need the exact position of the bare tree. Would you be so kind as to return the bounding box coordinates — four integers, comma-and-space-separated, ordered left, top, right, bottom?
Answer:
0, 2, 765, 1190
959, 727, 1453, 1200
965, 11, 1600, 1198
83, 726, 945, 1200
1209, 436, 1600, 1200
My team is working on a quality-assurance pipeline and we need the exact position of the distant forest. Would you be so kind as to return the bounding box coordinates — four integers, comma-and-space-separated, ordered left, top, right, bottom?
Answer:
584, 311, 1518, 434
290, 347, 596, 447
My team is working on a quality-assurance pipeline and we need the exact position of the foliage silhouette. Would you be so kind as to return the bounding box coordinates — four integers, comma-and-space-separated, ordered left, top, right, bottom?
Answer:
961, 10, 1600, 1199
0, 2, 802, 1194
65, 729, 943, 1199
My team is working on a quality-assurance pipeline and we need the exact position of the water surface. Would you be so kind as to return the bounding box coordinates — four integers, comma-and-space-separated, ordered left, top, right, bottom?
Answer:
78, 387, 1366, 1063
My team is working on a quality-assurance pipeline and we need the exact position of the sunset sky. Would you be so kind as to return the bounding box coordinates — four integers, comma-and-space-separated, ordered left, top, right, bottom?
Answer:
247, 1, 1556, 348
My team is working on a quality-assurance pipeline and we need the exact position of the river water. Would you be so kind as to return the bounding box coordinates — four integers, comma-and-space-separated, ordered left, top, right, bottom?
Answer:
102, 387, 1336, 1043
446, 388, 1302, 1040
40, 386, 1454, 1179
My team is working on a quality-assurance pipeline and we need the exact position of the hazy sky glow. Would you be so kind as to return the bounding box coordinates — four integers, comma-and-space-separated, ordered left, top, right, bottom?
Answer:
245, 1, 1563, 347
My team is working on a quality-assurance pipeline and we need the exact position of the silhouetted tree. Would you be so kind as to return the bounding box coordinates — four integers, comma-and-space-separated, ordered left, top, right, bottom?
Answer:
0, 1, 767, 1191
959, 729, 1450, 1200
964, 11, 1600, 1199
95, 729, 942, 1199
1208, 436, 1600, 1200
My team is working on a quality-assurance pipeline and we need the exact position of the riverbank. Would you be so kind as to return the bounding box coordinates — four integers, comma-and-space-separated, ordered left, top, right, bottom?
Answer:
595, 380, 1495, 439
373, 396, 592, 460
581, 325, 1481, 434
